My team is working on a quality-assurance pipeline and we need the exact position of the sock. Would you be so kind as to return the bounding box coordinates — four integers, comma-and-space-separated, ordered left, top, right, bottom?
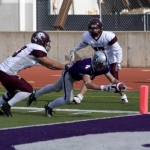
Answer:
8, 92, 31, 106
0, 96, 5, 106
0, 92, 9, 105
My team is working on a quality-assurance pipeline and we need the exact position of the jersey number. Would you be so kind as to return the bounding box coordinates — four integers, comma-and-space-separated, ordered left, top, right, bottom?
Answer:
12, 46, 27, 57
93, 47, 104, 51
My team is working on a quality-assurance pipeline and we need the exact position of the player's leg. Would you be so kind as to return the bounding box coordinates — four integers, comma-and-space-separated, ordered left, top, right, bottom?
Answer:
27, 75, 63, 106
0, 91, 18, 105
45, 71, 74, 117
109, 63, 119, 79
0, 73, 33, 116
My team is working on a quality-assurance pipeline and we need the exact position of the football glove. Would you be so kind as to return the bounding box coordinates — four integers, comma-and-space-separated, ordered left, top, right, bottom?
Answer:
100, 84, 116, 92
65, 62, 74, 70
115, 63, 121, 71
69, 50, 75, 62
73, 94, 83, 104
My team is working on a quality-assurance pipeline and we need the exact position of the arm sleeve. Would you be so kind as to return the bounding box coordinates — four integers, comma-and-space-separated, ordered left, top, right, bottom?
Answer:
111, 42, 122, 63
72, 34, 88, 52
73, 41, 88, 52
107, 33, 122, 63
30, 50, 47, 58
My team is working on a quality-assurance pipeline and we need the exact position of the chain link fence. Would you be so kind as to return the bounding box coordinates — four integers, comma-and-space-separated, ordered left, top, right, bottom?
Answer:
37, 0, 150, 31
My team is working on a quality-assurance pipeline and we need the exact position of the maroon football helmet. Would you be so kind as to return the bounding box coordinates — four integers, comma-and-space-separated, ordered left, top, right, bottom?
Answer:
31, 31, 51, 51
88, 18, 102, 29
88, 18, 102, 38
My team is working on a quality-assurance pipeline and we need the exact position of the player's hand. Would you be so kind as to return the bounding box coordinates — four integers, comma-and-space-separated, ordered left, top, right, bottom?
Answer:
69, 50, 75, 62
73, 94, 83, 104
65, 62, 74, 70
115, 63, 121, 71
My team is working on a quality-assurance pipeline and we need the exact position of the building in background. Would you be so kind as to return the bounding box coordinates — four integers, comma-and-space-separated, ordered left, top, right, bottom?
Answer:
0, 0, 100, 31
0, 0, 150, 31
0, 0, 36, 31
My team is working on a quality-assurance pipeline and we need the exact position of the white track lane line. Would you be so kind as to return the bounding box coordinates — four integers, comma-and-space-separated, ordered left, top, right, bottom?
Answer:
12, 107, 141, 114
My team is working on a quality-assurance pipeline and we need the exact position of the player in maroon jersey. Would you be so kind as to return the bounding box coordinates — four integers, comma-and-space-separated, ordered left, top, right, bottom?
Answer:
0, 31, 65, 117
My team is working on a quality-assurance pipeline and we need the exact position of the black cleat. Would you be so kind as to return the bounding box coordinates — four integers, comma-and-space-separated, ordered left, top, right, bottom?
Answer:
27, 91, 37, 106
0, 109, 5, 115
1, 103, 12, 117
44, 103, 53, 117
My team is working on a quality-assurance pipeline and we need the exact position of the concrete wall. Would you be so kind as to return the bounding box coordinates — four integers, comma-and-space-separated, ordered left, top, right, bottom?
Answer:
0, 31, 149, 67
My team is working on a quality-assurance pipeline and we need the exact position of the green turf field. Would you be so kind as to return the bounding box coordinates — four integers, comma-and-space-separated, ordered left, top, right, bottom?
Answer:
0, 88, 149, 129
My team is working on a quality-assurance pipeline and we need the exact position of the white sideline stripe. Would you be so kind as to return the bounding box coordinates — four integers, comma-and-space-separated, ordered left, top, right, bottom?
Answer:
12, 107, 140, 114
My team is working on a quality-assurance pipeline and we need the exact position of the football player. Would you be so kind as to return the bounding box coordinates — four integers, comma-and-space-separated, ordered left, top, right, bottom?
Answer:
27, 51, 128, 117
68, 18, 123, 103
0, 31, 65, 117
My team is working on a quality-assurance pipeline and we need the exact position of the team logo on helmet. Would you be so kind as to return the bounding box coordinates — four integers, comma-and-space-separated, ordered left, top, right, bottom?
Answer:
33, 32, 46, 42
31, 31, 51, 51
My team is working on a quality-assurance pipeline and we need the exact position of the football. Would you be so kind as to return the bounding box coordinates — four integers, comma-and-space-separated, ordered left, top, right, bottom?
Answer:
116, 82, 126, 92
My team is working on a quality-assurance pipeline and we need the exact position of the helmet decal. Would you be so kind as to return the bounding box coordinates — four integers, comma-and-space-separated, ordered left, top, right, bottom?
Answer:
31, 31, 50, 49
33, 32, 46, 42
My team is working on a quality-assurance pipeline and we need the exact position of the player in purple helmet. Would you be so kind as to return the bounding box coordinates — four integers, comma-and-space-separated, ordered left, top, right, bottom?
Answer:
27, 51, 128, 117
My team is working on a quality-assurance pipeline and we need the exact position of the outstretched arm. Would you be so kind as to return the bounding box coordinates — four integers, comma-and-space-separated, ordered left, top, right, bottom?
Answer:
82, 75, 102, 90
38, 56, 65, 70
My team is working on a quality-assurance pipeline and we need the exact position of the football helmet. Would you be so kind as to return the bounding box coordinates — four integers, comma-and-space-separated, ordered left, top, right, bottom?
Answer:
91, 51, 108, 71
31, 31, 51, 51
88, 18, 102, 38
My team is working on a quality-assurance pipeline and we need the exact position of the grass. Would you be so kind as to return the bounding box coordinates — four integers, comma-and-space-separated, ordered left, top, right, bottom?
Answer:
0, 89, 148, 129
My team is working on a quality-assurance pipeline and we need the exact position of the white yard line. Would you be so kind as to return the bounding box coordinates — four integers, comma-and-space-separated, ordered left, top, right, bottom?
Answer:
12, 107, 140, 114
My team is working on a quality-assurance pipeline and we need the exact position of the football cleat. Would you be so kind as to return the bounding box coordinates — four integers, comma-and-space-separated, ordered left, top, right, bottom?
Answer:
44, 103, 53, 117
27, 91, 37, 106
1, 103, 12, 117
121, 94, 128, 104
0, 109, 5, 115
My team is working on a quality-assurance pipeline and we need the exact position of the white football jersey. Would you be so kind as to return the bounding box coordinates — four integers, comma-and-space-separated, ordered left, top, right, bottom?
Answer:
73, 31, 122, 64
0, 43, 47, 75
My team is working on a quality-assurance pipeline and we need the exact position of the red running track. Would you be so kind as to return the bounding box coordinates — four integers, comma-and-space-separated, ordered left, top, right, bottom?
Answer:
1, 66, 150, 91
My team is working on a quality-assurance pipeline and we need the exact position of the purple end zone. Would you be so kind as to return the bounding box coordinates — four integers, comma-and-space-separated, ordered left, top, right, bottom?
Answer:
0, 114, 150, 150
